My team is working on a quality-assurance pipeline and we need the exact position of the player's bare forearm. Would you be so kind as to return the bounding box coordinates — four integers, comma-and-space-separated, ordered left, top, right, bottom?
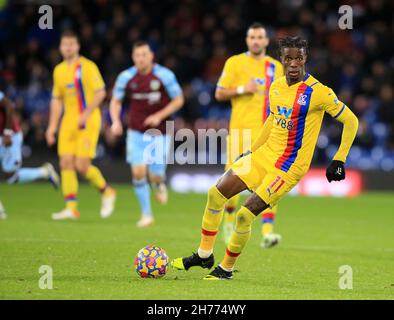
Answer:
47, 97, 63, 132
215, 80, 257, 102
333, 107, 359, 163
109, 97, 124, 136
251, 113, 273, 152
215, 87, 238, 101
156, 95, 184, 120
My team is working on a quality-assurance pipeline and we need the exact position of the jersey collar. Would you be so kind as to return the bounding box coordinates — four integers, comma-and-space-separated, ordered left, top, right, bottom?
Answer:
286, 72, 310, 87
245, 51, 266, 61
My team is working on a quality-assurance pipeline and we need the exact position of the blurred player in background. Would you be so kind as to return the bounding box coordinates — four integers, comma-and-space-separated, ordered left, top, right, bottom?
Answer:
46, 30, 116, 220
172, 36, 359, 280
215, 23, 283, 247
0, 90, 59, 219
110, 41, 184, 227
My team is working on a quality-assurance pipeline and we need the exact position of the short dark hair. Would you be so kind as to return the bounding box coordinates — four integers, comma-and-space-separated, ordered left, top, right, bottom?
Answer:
60, 30, 79, 42
132, 41, 151, 51
278, 36, 308, 55
247, 22, 265, 32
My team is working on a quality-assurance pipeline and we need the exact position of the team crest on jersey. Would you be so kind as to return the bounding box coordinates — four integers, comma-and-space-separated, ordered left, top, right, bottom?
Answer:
150, 80, 161, 91
297, 94, 307, 106
131, 82, 138, 89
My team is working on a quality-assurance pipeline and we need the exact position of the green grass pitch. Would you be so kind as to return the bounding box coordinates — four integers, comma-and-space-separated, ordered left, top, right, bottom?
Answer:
0, 183, 393, 299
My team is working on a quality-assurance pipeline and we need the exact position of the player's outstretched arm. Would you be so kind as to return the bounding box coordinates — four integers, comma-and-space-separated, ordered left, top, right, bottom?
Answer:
326, 106, 359, 182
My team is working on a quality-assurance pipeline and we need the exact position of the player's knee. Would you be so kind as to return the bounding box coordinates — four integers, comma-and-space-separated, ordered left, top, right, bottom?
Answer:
207, 185, 227, 207
234, 207, 255, 233
60, 157, 74, 170
75, 161, 89, 176
207, 186, 216, 200
132, 166, 147, 180
216, 169, 246, 199
225, 194, 240, 213
148, 174, 163, 184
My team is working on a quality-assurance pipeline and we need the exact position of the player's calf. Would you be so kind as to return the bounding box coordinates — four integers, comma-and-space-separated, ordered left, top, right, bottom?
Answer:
222, 194, 239, 244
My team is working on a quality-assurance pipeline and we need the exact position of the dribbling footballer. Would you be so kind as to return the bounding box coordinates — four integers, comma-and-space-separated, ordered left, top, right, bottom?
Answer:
172, 36, 359, 280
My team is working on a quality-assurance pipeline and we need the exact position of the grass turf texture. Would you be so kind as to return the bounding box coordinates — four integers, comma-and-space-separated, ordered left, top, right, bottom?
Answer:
0, 183, 393, 300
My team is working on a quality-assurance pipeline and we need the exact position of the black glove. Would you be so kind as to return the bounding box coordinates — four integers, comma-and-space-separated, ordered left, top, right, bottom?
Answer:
234, 150, 252, 162
326, 160, 345, 183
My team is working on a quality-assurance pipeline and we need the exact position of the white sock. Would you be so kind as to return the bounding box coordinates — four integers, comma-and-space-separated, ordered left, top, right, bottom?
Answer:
0, 200, 5, 213
219, 263, 233, 272
41, 166, 50, 178
197, 248, 212, 259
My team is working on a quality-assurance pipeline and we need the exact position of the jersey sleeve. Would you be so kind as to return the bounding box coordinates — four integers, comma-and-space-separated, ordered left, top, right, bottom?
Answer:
86, 62, 105, 92
321, 86, 359, 162
217, 57, 237, 89
51, 66, 63, 99
320, 86, 347, 118
161, 69, 182, 99
113, 69, 134, 101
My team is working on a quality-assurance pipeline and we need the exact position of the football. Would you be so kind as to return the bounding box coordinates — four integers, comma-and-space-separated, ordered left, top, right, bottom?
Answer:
134, 245, 169, 278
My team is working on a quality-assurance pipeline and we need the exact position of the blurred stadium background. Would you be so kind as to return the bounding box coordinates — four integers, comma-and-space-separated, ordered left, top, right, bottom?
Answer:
0, 0, 393, 194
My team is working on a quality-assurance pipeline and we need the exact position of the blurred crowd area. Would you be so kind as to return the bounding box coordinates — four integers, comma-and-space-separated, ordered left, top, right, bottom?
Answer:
0, 0, 393, 170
